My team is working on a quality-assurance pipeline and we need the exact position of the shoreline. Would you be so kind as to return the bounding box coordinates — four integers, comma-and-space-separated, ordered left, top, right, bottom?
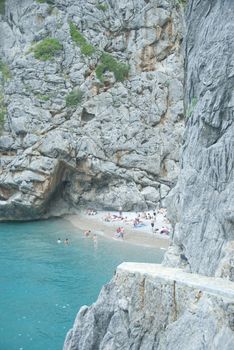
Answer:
65, 211, 170, 250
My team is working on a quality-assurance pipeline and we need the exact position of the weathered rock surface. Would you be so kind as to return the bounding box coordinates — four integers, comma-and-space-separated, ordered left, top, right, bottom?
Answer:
0, 0, 184, 220
63, 1, 234, 349
164, 0, 234, 280
64, 263, 234, 350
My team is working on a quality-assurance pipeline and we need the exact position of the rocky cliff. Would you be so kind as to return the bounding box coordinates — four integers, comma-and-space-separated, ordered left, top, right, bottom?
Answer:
0, 0, 184, 220
164, 0, 234, 280
64, 263, 234, 350
63, 0, 234, 349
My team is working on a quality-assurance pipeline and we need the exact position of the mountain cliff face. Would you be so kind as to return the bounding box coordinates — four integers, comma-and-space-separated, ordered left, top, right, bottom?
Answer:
0, 0, 184, 220
63, 1, 234, 349
164, 0, 234, 280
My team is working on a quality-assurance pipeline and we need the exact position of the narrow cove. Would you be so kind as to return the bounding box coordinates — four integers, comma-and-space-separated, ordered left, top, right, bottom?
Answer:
0, 219, 165, 350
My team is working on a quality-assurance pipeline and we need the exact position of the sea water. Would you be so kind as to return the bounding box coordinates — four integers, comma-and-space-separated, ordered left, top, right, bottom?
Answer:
0, 219, 165, 350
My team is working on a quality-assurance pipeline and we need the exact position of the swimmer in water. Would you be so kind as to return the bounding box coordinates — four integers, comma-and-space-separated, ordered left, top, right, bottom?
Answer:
57, 238, 61, 244
64, 238, 69, 245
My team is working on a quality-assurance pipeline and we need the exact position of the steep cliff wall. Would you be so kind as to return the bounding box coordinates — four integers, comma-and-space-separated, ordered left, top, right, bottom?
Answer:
0, 0, 184, 220
63, 1, 234, 349
164, 0, 234, 280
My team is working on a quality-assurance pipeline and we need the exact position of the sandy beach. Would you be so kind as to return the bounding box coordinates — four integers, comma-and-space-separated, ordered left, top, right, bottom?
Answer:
66, 210, 170, 250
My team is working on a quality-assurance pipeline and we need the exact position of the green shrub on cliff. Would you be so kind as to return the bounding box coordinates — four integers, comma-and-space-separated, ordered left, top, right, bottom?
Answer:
0, 60, 11, 81
0, 93, 6, 131
36, 0, 55, 4
66, 89, 84, 108
96, 2, 108, 11
33, 38, 63, 61
176, 0, 187, 6
68, 21, 129, 82
0, 107, 5, 129
0, 0, 5, 15
186, 97, 197, 118
69, 22, 95, 56
95, 52, 130, 82
0, 59, 10, 132
35, 93, 50, 102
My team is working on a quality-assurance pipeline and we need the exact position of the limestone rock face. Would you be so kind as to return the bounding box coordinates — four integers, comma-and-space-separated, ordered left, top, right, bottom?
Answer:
63, 1, 234, 349
0, 0, 184, 220
164, 0, 234, 280
63, 263, 234, 350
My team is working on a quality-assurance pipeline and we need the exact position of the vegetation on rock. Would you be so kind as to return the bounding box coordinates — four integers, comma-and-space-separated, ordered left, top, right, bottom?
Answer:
32, 38, 63, 61
69, 22, 95, 56
0, 60, 10, 131
96, 52, 130, 82
0, 109, 5, 129
96, 2, 108, 11
0, 93, 6, 131
69, 21, 129, 82
35, 93, 50, 102
65, 89, 84, 108
186, 97, 197, 118
176, 0, 187, 6
0, 0, 5, 15
36, 0, 55, 4
0, 59, 11, 81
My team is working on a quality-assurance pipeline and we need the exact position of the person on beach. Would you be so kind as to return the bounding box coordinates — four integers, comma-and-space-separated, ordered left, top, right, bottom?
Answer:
104, 213, 111, 222
116, 227, 121, 238
84, 230, 91, 237
160, 227, 169, 235
118, 206, 123, 217
120, 227, 125, 239
133, 217, 142, 227
57, 238, 61, 244
151, 218, 155, 232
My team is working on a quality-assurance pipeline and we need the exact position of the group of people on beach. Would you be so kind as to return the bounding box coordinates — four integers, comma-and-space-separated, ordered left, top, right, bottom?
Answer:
86, 208, 97, 216
102, 207, 170, 236
82, 206, 170, 243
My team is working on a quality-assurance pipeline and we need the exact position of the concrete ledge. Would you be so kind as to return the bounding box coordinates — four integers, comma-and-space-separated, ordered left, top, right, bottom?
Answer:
117, 263, 234, 299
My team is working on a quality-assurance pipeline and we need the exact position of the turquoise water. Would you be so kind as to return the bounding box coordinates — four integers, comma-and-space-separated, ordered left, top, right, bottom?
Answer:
0, 219, 164, 350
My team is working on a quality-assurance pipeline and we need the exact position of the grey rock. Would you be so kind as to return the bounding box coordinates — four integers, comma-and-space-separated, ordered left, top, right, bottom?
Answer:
0, 0, 184, 220
0, 135, 15, 151
141, 186, 160, 203
63, 2, 234, 350
164, 0, 234, 280
63, 263, 234, 350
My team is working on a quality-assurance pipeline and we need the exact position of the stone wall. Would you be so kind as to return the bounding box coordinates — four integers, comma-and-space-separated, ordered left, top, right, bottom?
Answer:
64, 263, 234, 350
